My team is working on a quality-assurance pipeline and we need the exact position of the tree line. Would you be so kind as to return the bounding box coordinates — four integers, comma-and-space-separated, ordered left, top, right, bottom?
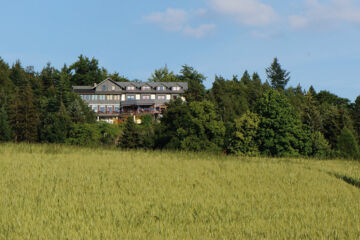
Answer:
0, 55, 359, 159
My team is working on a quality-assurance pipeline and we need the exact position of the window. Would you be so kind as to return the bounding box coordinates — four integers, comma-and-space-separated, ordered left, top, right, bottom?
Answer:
158, 95, 166, 100
85, 95, 90, 101
143, 95, 150, 100
172, 86, 181, 91
114, 106, 120, 113
92, 95, 97, 101
112, 86, 115, 91
107, 95, 113, 100
99, 95, 105, 101
127, 95, 135, 100
107, 106, 113, 113
92, 106, 98, 112
102, 85, 107, 91
127, 86, 135, 91
142, 86, 151, 91
157, 86, 166, 91
114, 95, 120, 100
99, 105, 105, 113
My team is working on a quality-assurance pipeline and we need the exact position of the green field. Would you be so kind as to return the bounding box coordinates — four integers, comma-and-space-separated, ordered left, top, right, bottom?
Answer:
0, 144, 359, 239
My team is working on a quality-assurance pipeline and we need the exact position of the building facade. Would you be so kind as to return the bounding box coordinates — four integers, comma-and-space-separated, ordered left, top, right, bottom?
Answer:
73, 78, 188, 123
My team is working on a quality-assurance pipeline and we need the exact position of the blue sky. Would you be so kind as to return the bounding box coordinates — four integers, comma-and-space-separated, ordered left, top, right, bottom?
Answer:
1, 0, 360, 100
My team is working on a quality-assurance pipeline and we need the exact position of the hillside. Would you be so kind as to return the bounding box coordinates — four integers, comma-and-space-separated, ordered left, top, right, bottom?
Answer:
0, 144, 359, 239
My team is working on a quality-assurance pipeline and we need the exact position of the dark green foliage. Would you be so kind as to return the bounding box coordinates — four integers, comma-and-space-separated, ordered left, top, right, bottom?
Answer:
0, 106, 12, 141
98, 122, 121, 146
337, 128, 360, 160
69, 55, 106, 86
315, 91, 350, 106
266, 58, 290, 90
119, 117, 140, 149
320, 105, 353, 148
1, 56, 359, 159
108, 72, 130, 82
255, 90, 311, 157
310, 131, 331, 158
178, 65, 206, 102
148, 65, 178, 82
66, 123, 101, 147
9, 85, 40, 142
352, 95, 360, 143
209, 75, 248, 122
157, 99, 225, 152
9, 61, 28, 87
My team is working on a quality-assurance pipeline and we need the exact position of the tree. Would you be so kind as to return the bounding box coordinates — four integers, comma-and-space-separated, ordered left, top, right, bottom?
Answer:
119, 117, 140, 149
66, 123, 101, 147
178, 65, 206, 102
227, 111, 260, 155
69, 55, 106, 86
9, 84, 40, 142
0, 106, 12, 141
265, 58, 290, 90
352, 95, 360, 143
255, 90, 311, 157
148, 65, 178, 82
337, 128, 360, 160
157, 99, 225, 152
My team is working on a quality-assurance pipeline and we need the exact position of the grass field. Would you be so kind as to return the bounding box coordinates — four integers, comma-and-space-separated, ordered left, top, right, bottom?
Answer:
0, 144, 359, 239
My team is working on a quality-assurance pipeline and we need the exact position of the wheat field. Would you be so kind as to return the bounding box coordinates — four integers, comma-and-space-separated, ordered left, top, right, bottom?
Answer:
0, 144, 359, 239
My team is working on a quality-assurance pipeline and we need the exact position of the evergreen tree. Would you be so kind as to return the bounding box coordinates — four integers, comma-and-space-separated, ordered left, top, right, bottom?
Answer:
119, 117, 140, 149
178, 65, 206, 102
9, 61, 28, 87
20, 83, 40, 142
265, 58, 290, 90
0, 106, 12, 141
69, 55, 106, 86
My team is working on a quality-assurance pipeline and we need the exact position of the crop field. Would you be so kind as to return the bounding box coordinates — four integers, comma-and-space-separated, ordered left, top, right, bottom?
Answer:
0, 144, 359, 239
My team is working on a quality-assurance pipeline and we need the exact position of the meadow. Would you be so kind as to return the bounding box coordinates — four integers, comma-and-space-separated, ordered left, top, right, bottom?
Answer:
0, 144, 359, 239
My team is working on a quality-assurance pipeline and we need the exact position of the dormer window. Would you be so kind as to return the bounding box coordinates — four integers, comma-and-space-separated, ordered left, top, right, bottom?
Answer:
157, 86, 166, 91
127, 86, 135, 91
142, 86, 151, 91
102, 85, 107, 91
172, 86, 181, 91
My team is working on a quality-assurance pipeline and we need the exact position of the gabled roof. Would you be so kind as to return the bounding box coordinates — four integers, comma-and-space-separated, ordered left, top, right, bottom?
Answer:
72, 78, 188, 91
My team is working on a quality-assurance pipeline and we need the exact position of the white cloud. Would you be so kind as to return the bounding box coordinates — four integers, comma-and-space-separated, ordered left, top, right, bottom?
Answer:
290, 0, 360, 29
183, 24, 216, 38
144, 8, 188, 32
210, 0, 278, 26
144, 8, 215, 38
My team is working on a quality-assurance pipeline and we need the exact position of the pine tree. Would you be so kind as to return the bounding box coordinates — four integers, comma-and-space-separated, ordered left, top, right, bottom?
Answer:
266, 58, 290, 90
0, 106, 12, 141
20, 83, 40, 142
119, 117, 140, 149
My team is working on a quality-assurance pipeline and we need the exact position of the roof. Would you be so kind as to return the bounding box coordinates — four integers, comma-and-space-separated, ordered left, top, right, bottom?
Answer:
72, 78, 188, 91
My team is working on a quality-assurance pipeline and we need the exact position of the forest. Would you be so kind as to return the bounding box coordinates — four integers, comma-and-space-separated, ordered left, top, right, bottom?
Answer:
0, 55, 359, 159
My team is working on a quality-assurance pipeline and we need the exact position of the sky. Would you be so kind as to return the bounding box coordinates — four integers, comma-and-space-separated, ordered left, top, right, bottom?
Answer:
1, 0, 360, 101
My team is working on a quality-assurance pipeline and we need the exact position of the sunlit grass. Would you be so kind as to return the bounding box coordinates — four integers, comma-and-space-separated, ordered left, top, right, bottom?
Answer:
0, 143, 359, 239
